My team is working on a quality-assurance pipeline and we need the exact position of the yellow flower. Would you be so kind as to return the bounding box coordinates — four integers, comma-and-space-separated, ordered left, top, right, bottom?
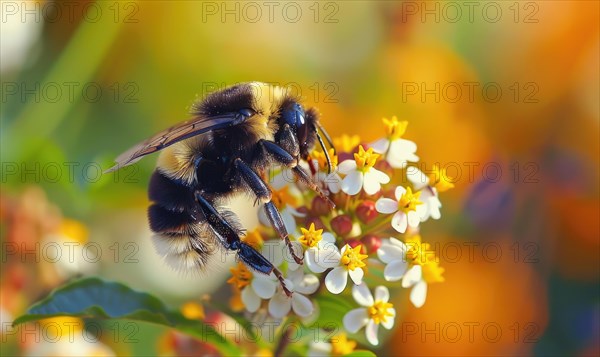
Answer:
422, 260, 445, 283
340, 244, 368, 271
382, 116, 408, 141
428, 164, 455, 192
271, 185, 298, 210
311, 148, 338, 171
59, 219, 89, 244
227, 262, 253, 290
368, 300, 395, 325
181, 301, 205, 320
398, 186, 422, 213
353, 145, 380, 172
299, 223, 323, 248
243, 229, 264, 249
334, 134, 361, 152
405, 235, 437, 266
331, 333, 357, 356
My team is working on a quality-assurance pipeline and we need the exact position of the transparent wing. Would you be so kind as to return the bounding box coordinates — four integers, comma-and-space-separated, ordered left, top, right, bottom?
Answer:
104, 112, 250, 173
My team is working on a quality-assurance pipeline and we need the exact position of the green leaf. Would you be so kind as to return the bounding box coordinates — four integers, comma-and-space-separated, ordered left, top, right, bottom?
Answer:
13, 277, 241, 355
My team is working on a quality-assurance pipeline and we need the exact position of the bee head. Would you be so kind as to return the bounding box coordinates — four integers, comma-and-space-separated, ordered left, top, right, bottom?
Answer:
280, 101, 310, 148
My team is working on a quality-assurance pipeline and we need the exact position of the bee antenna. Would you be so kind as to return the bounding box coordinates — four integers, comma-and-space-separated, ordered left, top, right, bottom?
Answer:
316, 122, 336, 155
315, 129, 333, 175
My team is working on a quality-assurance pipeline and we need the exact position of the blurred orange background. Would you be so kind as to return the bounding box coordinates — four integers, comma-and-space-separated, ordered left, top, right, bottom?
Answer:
1, 1, 598, 356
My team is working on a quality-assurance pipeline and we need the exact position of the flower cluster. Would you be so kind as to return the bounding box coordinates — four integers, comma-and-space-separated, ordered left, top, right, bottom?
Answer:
226, 117, 451, 353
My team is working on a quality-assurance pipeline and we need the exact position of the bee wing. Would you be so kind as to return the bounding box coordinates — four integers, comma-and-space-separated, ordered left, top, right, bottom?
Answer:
104, 112, 249, 173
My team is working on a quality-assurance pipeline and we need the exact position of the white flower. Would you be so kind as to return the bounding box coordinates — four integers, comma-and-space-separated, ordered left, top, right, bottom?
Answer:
324, 244, 368, 294
268, 268, 319, 318
343, 283, 396, 346
370, 117, 418, 168
310, 149, 343, 194
375, 186, 422, 233
258, 172, 305, 233
298, 224, 341, 274
402, 265, 428, 308
377, 238, 409, 281
338, 145, 390, 196
406, 167, 444, 221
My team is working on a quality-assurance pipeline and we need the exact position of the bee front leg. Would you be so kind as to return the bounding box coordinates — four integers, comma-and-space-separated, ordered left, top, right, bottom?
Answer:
233, 158, 304, 265
194, 191, 292, 296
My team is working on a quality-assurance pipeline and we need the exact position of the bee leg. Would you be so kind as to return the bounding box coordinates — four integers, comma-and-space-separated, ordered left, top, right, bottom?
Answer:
233, 158, 304, 265
276, 123, 300, 159
292, 166, 335, 209
194, 191, 292, 296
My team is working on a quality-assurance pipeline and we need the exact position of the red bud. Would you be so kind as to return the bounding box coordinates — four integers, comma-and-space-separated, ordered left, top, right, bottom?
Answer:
330, 215, 353, 237
356, 200, 378, 224
311, 196, 331, 217
361, 234, 382, 253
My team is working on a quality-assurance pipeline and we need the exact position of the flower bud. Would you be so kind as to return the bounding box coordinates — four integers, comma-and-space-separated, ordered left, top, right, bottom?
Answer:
330, 215, 353, 237
355, 200, 378, 224
311, 196, 330, 217
361, 234, 382, 253
305, 216, 326, 231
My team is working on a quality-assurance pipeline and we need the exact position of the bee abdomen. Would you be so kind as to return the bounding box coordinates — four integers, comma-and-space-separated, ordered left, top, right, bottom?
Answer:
149, 170, 196, 212
148, 169, 215, 272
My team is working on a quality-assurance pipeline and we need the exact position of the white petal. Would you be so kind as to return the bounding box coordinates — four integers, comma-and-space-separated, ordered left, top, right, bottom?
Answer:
306, 248, 327, 274
365, 319, 380, 345
370, 138, 389, 153
324, 267, 348, 294
391, 211, 408, 233
268, 292, 292, 318
362, 171, 382, 195
348, 267, 364, 285
341, 171, 363, 196
337, 160, 357, 174
375, 198, 399, 214
241, 287, 261, 313
377, 243, 405, 264
262, 241, 284, 267
406, 167, 429, 190
402, 265, 422, 288
370, 168, 390, 184
252, 275, 277, 299
282, 209, 297, 235
352, 282, 374, 307
292, 293, 314, 317
382, 308, 396, 329
308, 342, 332, 357
384, 259, 408, 281
410, 281, 428, 308
394, 186, 407, 201
327, 176, 342, 194
374, 285, 390, 303
295, 274, 320, 295
321, 232, 336, 244
318, 244, 341, 269
388, 237, 406, 249
407, 211, 420, 228
342, 308, 368, 333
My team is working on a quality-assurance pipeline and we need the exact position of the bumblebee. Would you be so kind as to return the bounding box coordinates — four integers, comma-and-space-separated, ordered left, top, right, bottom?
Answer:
106, 82, 335, 295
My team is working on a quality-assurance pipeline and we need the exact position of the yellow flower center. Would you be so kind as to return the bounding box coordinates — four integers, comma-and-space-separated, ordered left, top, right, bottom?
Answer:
271, 185, 297, 210
428, 164, 455, 192
299, 223, 323, 248
383, 116, 408, 141
330, 333, 357, 356
340, 244, 368, 271
311, 148, 338, 172
181, 301, 205, 320
227, 262, 253, 289
398, 187, 423, 213
354, 145, 379, 172
422, 260, 445, 284
334, 134, 361, 152
368, 300, 394, 325
405, 235, 437, 266
59, 219, 89, 244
